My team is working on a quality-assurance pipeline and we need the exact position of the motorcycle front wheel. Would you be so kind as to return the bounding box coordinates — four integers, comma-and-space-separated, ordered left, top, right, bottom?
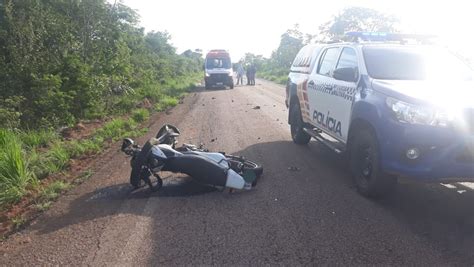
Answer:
226, 155, 263, 178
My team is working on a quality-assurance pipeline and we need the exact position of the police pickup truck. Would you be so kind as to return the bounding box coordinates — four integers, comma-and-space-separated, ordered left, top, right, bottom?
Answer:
286, 32, 474, 197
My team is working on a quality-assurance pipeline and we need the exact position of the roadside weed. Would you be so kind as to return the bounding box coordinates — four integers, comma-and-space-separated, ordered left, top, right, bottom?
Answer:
40, 181, 71, 201
132, 108, 150, 123
0, 129, 37, 206
11, 216, 26, 230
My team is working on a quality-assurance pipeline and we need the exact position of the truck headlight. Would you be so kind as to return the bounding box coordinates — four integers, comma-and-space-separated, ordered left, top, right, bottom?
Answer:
205, 73, 210, 77
386, 97, 450, 127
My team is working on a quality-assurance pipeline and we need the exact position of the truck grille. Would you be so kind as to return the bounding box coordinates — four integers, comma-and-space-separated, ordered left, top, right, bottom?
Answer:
210, 73, 229, 83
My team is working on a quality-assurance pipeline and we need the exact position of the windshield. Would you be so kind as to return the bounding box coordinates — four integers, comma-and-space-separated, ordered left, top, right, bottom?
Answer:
205, 58, 231, 69
363, 46, 473, 80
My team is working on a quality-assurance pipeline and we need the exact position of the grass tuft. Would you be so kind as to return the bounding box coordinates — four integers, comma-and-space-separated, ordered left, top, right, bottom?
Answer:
155, 96, 178, 111
0, 129, 37, 206
18, 129, 58, 149
40, 181, 71, 201
131, 108, 150, 123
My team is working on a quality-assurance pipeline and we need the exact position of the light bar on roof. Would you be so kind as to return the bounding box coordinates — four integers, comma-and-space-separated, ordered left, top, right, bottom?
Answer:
345, 32, 437, 42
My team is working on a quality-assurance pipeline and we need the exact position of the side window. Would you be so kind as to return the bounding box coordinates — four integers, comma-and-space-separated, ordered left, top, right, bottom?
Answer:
336, 47, 358, 70
317, 48, 340, 76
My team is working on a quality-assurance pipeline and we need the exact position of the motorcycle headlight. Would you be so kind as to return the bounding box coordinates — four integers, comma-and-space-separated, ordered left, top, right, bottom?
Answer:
386, 97, 450, 127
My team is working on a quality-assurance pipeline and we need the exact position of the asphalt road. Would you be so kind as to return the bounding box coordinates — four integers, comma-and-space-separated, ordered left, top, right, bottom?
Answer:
2, 80, 474, 265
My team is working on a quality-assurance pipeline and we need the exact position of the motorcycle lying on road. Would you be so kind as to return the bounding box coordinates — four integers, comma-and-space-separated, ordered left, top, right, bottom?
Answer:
121, 124, 263, 191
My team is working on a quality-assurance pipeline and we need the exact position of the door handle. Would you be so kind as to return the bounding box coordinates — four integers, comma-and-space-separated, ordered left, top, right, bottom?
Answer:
308, 80, 315, 86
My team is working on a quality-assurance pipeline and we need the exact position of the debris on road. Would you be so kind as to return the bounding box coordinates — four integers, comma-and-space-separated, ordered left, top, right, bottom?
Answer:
210, 138, 216, 142
202, 104, 205, 106
288, 166, 300, 172
253, 105, 261, 110
212, 97, 216, 100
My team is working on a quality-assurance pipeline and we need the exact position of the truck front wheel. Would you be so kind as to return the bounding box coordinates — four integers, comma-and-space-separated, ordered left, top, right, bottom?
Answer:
349, 128, 397, 198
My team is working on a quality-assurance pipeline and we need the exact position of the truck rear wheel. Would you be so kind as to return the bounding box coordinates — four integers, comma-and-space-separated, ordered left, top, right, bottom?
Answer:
349, 128, 397, 198
290, 102, 311, 145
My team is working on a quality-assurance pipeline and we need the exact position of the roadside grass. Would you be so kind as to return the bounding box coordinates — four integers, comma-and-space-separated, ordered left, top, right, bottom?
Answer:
0, 116, 147, 209
11, 215, 26, 230
260, 69, 288, 85
0, 74, 200, 233
0, 129, 37, 206
155, 96, 179, 111
18, 129, 58, 149
131, 108, 150, 123
74, 169, 94, 184
40, 181, 71, 201
34, 180, 71, 212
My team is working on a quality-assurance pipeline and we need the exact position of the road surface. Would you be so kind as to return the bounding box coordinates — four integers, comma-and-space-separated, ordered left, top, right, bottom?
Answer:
2, 80, 474, 265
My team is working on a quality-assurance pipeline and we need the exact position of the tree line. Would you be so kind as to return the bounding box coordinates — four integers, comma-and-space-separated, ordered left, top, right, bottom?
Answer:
0, 0, 203, 130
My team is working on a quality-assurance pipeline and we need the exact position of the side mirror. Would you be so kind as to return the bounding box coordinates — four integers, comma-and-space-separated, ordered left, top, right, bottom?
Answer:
333, 67, 358, 82
121, 138, 134, 152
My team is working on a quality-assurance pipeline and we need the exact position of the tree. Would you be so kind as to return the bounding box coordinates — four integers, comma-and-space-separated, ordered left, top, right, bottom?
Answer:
319, 7, 399, 41
270, 24, 304, 70
240, 53, 265, 70
0, 0, 202, 129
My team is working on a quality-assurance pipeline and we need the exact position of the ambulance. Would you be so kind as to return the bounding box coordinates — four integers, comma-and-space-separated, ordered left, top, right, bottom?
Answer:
204, 50, 234, 89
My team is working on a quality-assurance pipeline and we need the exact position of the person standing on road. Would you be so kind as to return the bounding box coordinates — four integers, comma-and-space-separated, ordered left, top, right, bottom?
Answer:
249, 64, 256, 85
236, 62, 245, 85
246, 64, 251, 85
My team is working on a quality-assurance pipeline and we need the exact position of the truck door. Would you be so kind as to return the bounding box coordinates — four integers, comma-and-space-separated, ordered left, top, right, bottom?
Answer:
307, 47, 343, 140
307, 46, 359, 143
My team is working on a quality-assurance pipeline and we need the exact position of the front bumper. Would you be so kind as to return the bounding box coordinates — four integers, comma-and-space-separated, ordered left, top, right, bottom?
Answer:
377, 117, 474, 182
205, 74, 233, 85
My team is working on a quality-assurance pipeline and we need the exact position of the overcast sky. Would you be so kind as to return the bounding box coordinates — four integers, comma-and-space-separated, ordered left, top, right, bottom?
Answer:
117, 0, 474, 61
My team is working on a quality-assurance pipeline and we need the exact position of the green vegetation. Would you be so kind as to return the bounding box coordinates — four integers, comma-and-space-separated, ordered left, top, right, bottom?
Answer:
18, 130, 58, 149
40, 181, 71, 202
0, 111, 156, 208
132, 109, 150, 123
34, 181, 71, 212
0, 0, 203, 129
0, 0, 202, 210
0, 130, 36, 205
239, 7, 398, 85
11, 215, 26, 230
155, 96, 179, 111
